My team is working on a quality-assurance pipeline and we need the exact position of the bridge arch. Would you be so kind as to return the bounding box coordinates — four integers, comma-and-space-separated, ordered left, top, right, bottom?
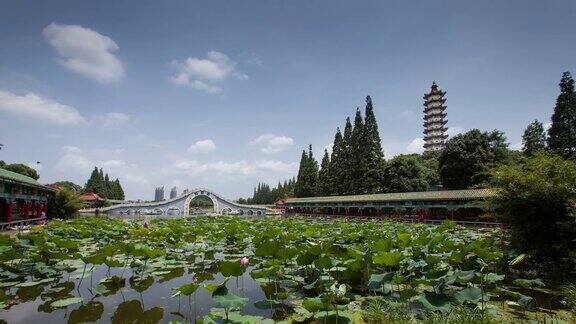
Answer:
183, 190, 219, 215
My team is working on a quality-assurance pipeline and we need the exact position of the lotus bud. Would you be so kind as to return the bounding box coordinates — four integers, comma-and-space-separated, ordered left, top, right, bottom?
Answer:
240, 257, 250, 266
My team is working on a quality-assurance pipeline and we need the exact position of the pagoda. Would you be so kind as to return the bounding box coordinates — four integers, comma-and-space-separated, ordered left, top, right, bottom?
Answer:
423, 81, 448, 153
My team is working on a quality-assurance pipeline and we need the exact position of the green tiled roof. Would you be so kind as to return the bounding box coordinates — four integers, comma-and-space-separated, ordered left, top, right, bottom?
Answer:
284, 189, 494, 204
0, 168, 53, 190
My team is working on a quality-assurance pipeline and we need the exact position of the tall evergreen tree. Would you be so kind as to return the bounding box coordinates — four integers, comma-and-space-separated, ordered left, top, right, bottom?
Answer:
329, 128, 344, 195
116, 179, 125, 200
294, 145, 319, 197
103, 173, 111, 198
547, 72, 576, 158
316, 149, 332, 196
350, 108, 367, 194
341, 117, 354, 195
522, 119, 546, 156
363, 95, 385, 193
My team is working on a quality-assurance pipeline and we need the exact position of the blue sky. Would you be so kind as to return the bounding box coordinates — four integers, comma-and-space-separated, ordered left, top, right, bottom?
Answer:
0, 0, 575, 200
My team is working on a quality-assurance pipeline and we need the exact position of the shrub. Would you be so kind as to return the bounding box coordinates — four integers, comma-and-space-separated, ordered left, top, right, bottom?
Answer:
488, 153, 576, 275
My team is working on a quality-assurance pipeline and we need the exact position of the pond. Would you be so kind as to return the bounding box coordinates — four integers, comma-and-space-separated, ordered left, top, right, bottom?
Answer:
0, 216, 568, 323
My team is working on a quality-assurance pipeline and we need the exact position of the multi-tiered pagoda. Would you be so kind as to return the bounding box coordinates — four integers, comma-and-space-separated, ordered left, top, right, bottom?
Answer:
423, 81, 448, 153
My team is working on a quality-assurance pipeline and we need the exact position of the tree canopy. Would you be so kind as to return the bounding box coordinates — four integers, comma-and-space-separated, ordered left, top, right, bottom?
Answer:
488, 153, 576, 273
294, 145, 319, 197
382, 155, 429, 193
84, 167, 125, 200
2, 163, 39, 180
522, 119, 546, 156
439, 129, 509, 189
547, 72, 576, 159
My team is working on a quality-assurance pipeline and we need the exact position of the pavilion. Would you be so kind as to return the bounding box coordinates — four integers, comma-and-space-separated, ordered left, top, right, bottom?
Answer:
0, 168, 56, 228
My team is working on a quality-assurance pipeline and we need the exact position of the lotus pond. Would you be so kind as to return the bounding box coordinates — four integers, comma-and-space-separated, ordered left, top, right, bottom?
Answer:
0, 216, 571, 323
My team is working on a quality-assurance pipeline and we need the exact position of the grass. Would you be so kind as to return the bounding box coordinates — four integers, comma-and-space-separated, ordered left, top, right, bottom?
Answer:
362, 297, 499, 324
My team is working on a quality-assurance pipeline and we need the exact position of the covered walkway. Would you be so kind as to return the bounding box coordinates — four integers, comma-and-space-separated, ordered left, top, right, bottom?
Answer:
279, 189, 497, 225
0, 169, 55, 229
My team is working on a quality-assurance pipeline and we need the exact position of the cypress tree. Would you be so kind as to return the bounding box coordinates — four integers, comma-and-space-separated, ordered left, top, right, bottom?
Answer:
350, 108, 367, 194
316, 149, 331, 196
547, 72, 576, 158
84, 167, 99, 193
522, 119, 546, 156
329, 128, 344, 195
295, 150, 309, 197
363, 96, 385, 192
104, 173, 111, 198
295, 145, 319, 197
341, 117, 354, 195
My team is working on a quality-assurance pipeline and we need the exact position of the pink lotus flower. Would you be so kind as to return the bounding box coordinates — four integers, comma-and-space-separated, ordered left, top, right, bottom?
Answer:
240, 257, 250, 266
143, 222, 150, 229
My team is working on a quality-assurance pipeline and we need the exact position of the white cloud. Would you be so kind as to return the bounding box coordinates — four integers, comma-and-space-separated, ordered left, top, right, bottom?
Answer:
56, 152, 91, 172
188, 139, 216, 153
172, 159, 253, 175
406, 138, 425, 154
0, 90, 85, 125
446, 126, 464, 137
510, 142, 523, 151
95, 112, 131, 127
257, 160, 298, 173
170, 158, 296, 177
544, 122, 552, 131
171, 51, 247, 94
250, 134, 294, 153
43, 23, 124, 84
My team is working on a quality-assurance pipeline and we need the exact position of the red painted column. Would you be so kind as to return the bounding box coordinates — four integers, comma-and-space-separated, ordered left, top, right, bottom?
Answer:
359, 208, 363, 217
5, 201, 13, 223
23, 202, 29, 220
450, 210, 455, 221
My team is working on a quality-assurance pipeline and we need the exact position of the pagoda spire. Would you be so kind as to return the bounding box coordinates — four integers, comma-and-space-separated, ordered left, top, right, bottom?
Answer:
423, 81, 448, 153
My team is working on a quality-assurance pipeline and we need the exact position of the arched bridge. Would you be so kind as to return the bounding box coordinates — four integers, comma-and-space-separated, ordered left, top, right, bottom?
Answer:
86, 188, 267, 217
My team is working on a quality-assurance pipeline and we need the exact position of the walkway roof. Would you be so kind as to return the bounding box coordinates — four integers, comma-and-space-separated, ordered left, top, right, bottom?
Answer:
0, 168, 56, 191
283, 188, 494, 204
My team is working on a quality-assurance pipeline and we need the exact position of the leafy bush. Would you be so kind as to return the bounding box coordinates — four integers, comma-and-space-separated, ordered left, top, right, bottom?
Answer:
47, 188, 85, 219
488, 153, 576, 275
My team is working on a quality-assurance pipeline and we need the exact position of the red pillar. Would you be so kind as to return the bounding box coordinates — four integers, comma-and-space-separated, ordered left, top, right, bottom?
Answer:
5, 201, 13, 223
359, 208, 363, 217
376, 209, 382, 220
450, 210, 455, 221
23, 202, 29, 219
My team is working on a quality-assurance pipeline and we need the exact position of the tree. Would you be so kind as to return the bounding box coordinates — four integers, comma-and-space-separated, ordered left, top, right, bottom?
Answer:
522, 119, 546, 155
363, 96, 385, 193
316, 149, 332, 196
341, 117, 354, 195
349, 108, 368, 194
48, 188, 85, 219
382, 155, 428, 193
295, 145, 319, 197
2, 163, 39, 180
113, 179, 125, 200
488, 153, 576, 275
439, 129, 509, 189
51, 181, 83, 192
328, 128, 344, 196
547, 72, 576, 159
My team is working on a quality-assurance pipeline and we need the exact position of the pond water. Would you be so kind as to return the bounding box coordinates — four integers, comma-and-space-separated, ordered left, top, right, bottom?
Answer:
0, 255, 275, 323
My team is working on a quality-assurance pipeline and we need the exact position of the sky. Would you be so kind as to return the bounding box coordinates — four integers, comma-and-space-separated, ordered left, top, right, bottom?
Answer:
0, 0, 575, 200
